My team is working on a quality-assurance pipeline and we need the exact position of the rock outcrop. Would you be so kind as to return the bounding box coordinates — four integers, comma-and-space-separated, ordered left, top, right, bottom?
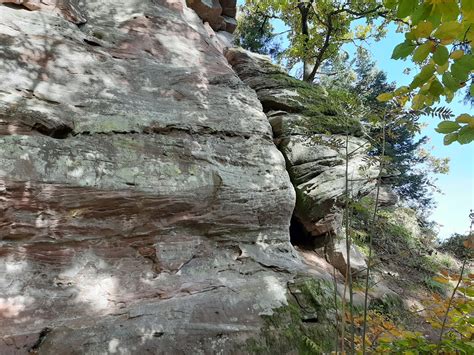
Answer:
0, 1, 314, 353
226, 48, 379, 245
186, 0, 237, 33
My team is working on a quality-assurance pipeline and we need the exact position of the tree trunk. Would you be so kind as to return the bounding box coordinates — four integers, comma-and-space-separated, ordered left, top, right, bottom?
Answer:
298, 1, 315, 82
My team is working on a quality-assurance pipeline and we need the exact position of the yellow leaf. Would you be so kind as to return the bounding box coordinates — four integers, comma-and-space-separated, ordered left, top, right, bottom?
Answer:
433, 276, 449, 284
412, 93, 424, 109
455, 114, 474, 126
412, 21, 433, 38
377, 92, 393, 102
434, 21, 463, 41
436, 61, 449, 74
450, 50, 464, 59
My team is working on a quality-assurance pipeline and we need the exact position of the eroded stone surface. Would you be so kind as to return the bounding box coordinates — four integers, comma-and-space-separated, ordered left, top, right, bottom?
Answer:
185, 0, 238, 33
227, 48, 379, 243
0, 1, 300, 353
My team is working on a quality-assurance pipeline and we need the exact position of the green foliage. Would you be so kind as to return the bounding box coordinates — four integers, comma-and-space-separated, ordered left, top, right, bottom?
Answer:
234, 6, 281, 58
379, 0, 474, 145
239, 0, 389, 82
440, 232, 473, 259
423, 275, 448, 295
318, 49, 449, 212
246, 278, 338, 354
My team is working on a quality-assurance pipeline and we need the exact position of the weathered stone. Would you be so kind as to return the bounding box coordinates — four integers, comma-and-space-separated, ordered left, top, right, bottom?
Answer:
0, 0, 87, 24
369, 185, 399, 206
186, 0, 225, 30
227, 48, 379, 242
222, 6, 236, 17
216, 30, 234, 49
0, 1, 303, 353
223, 15, 237, 33
327, 239, 367, 277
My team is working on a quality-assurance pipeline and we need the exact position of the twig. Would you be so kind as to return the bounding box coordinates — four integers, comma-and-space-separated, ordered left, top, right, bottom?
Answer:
436, 259, 468, 354
361, 111, 387, 354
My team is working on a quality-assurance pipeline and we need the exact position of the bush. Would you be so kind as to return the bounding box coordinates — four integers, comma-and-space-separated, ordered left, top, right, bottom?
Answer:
440, 233, 472, 259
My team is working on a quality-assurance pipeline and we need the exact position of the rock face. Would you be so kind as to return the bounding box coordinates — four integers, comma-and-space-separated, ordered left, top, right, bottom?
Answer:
0, 1, 306, 353
226, 48, 379, 245
185, 0, 237, 33
327, 239, 367, 277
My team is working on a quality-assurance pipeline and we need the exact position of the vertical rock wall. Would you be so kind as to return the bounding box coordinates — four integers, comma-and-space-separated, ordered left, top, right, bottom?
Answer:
226, 48, 379, 246
0, 1, 302, 353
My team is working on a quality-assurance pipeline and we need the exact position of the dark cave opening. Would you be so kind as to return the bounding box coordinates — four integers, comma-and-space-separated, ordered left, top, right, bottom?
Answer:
289, 215, 315, 249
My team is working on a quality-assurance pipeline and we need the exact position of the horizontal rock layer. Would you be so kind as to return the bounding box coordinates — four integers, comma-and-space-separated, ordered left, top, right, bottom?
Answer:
0, 1, 300, 353
227, 48, 378, 242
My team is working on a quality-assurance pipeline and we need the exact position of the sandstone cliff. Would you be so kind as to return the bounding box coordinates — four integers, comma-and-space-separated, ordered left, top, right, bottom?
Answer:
0, 1, 381, 353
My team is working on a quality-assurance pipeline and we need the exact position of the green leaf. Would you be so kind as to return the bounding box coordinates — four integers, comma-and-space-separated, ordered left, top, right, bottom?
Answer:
410, 64, 435, 88
451, 61, 470, 82
436, 120, 461, 134
383, 0, 397, 9
443, 132, 458, 145
397, 0, 418, 18
438, 1, 460, 21
412, 3, 433, 25
458, 126, 474, 144
456, 54, 474, 71
433, 45, 449, 65
413, 42, 434, 63
455, 113, 473, 124
470, 83, 474, 97
442, 72, 460, 91
429, 79, 444, 96
433, 21, 464, 41
377, 92, 394, 102
391, 41, 416, 59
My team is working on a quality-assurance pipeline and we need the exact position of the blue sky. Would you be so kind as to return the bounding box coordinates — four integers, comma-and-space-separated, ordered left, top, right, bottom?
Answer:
236, 1, 474, 239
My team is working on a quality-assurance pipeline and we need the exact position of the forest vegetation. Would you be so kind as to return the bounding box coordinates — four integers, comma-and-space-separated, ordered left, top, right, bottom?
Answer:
235, 0, 473, 353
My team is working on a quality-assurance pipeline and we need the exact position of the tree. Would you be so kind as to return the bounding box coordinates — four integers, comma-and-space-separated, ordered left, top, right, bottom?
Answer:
234, 6, 282, 58
378, 0, 474, 145
239, 0, 389, 83
317, 49, 449, 213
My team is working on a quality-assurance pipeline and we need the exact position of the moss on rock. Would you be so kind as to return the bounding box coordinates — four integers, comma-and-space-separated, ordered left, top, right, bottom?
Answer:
246, 277, 339, 354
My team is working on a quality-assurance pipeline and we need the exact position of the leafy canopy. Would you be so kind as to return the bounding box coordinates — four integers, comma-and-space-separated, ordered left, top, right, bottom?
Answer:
240, 0, 389, 82
378, 0, 474, 145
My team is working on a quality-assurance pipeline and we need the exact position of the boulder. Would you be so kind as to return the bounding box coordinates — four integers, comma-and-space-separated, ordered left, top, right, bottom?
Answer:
327, 239, 367, 277
369, 185, 399, 206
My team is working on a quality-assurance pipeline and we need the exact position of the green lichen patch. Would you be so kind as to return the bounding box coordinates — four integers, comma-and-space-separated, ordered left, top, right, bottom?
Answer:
246, 277, 339, 354
264, 73, 363, 136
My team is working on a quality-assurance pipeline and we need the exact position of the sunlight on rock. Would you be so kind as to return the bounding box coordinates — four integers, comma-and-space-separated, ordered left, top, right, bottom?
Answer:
256, 233, 269, 250
0, 296, 34, 318
257, 276, 287, 316
140, 326, 164, 344
76, 275, 117, 312
108, 338, 120, 353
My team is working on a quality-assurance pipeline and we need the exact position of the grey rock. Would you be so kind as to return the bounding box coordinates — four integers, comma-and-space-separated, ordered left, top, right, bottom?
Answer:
223, 15, 237, 33
327, 239, 367, 277
227, 48, 379, 242
369, 185, 399, 206
0, 2, 302, 353
186, 0, 225, 30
